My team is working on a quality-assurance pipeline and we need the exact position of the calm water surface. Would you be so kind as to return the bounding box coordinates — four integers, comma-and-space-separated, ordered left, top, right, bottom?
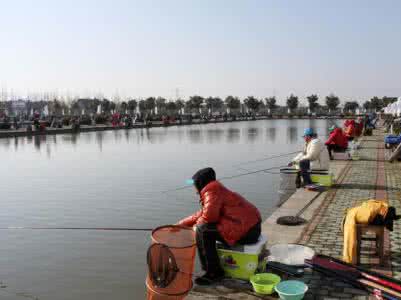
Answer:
0, 119, 339, 300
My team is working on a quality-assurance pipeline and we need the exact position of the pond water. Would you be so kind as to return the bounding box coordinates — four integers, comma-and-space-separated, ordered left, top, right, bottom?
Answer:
0, 118, 340, 300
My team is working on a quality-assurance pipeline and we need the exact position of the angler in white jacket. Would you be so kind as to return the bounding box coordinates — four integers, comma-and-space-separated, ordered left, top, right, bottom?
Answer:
288, 128, 330, 187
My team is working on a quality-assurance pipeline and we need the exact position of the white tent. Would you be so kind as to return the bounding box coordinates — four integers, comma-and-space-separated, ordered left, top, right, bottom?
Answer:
391, 102, 397, 115
383, 99, 401, 116
396, 101, 401, 116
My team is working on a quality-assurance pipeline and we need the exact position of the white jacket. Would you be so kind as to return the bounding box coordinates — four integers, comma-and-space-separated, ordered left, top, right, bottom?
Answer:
292, 138, 330, 170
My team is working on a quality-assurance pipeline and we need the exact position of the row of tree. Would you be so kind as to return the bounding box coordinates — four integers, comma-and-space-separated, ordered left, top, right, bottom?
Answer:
2, 95, 398, 117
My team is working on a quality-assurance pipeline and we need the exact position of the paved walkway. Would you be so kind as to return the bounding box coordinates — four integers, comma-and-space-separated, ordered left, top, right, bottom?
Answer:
188, 128, 401, 299
295, 133, 384, 299
290, 129, 400, 299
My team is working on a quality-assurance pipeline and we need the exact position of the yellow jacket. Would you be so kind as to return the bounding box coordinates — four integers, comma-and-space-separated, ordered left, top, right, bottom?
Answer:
342, 200, 388, 264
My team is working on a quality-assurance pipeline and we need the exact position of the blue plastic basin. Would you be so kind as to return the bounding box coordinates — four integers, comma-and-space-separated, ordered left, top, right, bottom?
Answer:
275, 280, 308, 300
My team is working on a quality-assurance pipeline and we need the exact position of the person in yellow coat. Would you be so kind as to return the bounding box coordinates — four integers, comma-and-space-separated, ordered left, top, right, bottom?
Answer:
342, 200, 400, 264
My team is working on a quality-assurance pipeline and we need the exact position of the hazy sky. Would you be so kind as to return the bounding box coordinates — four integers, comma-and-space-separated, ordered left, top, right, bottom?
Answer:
1, 0, 400, 104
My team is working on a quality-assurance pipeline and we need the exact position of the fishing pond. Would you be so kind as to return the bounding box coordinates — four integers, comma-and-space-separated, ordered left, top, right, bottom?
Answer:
0, 118, 341, 300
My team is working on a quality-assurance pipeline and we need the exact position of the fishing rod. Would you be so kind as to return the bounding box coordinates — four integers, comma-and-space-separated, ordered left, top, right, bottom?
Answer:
236, 166, 281, 175
161, 164, 286, 194
233, 151, 299, 167
230, 125, 336, 169
0, 227, 153, 231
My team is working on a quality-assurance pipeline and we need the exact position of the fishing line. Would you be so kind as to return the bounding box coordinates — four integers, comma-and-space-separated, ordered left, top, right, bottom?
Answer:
236, 166, 281, 175
161, 165, 286, 194
233, 151, 299, 167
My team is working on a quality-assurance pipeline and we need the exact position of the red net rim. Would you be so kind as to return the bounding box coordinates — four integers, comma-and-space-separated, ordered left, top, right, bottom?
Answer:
151, 225, 196, 249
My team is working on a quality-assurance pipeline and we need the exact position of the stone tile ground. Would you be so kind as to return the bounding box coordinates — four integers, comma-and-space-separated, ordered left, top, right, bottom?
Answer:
296, 136, 381, 299
386, 151, 401, 280
188, 129, 401, 299
298, 130, 401, 299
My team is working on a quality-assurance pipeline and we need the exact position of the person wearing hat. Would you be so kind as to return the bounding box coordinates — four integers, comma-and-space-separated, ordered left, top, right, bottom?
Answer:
325, 125, 348, 160
178, 167, 262, 285
288, 128, 330, 187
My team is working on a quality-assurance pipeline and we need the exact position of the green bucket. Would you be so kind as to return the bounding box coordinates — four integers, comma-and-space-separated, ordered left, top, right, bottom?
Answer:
250, 273, 281, 295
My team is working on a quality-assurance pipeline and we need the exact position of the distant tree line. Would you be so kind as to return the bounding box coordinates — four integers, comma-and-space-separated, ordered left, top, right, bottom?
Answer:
0, 94, 397, 118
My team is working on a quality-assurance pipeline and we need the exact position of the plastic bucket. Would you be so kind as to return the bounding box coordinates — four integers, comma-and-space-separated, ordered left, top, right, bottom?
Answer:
275, 280, 308, 300
278, 168, 299, 203
250, 273, 281, 294
146, 225, 196, 300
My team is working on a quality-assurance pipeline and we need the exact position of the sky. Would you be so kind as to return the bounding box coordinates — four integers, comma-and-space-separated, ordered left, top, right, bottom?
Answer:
1, 0, 400, 104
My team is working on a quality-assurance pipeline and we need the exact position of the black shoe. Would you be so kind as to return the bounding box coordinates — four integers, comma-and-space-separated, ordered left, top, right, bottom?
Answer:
195, 271, 225, 286
329, 156, 334, 160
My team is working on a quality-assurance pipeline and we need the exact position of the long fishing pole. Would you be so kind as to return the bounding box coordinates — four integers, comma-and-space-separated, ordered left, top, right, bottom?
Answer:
233, 151, 298, 167
0, 227, 153, 231
236, 166, 281, 175
161, 164, 286, 194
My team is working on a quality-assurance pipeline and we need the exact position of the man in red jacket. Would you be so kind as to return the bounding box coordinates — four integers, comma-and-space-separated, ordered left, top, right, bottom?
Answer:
325, 125, 348, 160
178, 167, 262, 285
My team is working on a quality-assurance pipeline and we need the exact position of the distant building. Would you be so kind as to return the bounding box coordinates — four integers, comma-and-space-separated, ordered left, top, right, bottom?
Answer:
11, 100, 27, 114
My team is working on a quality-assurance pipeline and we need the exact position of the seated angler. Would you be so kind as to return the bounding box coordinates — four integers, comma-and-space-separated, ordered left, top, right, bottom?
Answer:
344, 119, 357, 142
325, 125, 348, 160
288, 128, 330, 188
177, 167, 262, 286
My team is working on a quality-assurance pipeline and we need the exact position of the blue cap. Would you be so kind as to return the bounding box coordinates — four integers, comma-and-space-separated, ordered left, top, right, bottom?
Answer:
303, 128, 314, 137
185, 179, 194, 185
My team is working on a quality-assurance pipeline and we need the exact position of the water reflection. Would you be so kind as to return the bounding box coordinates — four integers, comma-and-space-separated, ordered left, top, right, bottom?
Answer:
0, 138, 11, 150
307, 119, 316, 131
246, 128, 260, 143
226, 128, 240, 143
187, 129, 203, 143
206, 129, 224, 144
176, 129, 184, 143
14, 137, 18, 151
52, 135, 57, 145
96, 132, 104, 152
266, 128, 276, 142
145, 128, 152, 143
34, 135, 44, 151
287, 127, 298, 144
59, 134, 79, 147
113, 130, 123, 143
124, 130, 130, 142
46, 143, 51, 159
0, 119, 336, 155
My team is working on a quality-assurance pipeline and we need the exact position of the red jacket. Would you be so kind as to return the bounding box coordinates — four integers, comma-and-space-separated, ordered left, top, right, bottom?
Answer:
325, 128, 348, 148
178, 181, 261, 246
355, 121, 364, 137
344, 120, 356, 138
